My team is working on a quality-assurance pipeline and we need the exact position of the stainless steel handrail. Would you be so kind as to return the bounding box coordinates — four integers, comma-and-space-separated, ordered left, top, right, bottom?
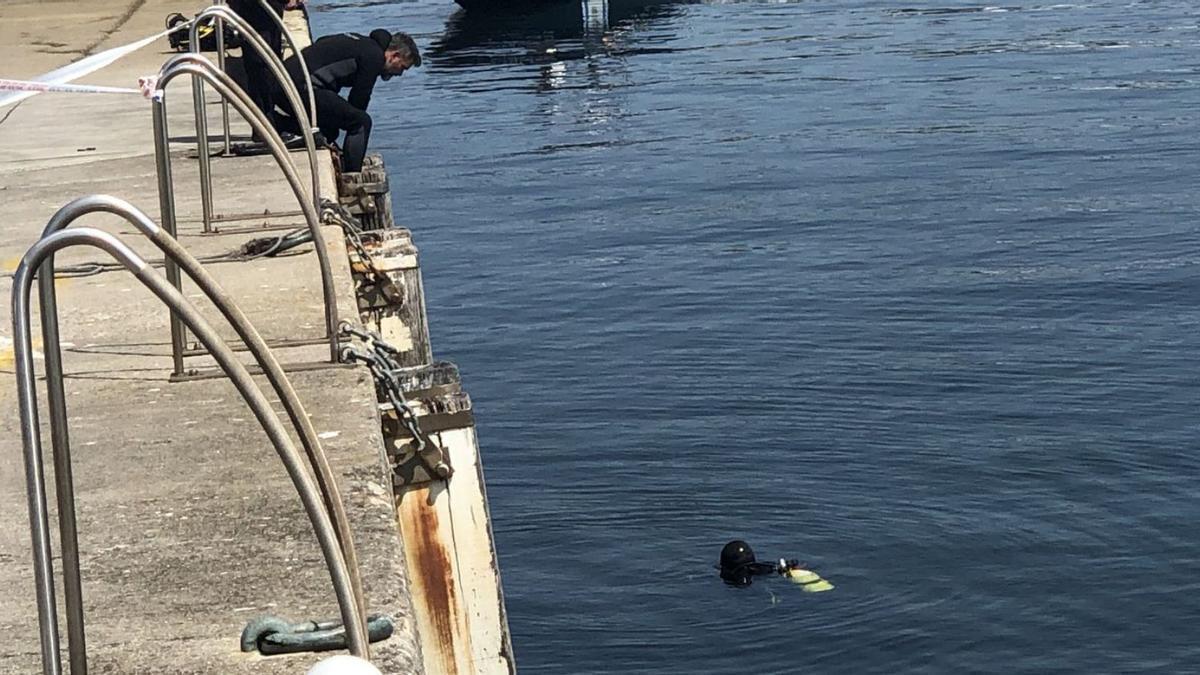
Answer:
258, 0, 318, 130
210, 0, 318, 155
36, 195, 369, 673
213, 0, 232, 154
151, 53, 339, 373
12, 228, 369, 675
190, 5, 320, 234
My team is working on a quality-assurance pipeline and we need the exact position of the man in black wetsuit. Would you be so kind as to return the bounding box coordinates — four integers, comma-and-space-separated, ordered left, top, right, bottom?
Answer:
278, 29, 420, 172
228, 0, 305, 125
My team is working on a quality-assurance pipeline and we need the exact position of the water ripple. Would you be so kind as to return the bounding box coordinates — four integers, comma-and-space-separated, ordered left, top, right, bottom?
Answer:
317, 0, 1200, 671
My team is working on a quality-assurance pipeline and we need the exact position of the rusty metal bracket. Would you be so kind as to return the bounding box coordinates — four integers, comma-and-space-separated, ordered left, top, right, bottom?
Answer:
382, 406, 474, 442
357, 271, 406, 307
382, 384, 474, 488
340, 331, 456, 483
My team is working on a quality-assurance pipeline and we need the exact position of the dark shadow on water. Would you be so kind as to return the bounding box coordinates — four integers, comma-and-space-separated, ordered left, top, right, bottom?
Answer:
429, 0, 695, 70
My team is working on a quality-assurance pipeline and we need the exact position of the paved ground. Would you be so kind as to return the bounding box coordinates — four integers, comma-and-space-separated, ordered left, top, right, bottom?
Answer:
0, 2, 421, 672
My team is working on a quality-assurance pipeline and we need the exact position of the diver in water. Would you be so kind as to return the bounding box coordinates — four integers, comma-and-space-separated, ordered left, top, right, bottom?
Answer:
718, 540, 779, 587
718, 540, 834, 592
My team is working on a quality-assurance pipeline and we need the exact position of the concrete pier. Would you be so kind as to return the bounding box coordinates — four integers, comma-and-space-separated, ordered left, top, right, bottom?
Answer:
0, 1, 511, 672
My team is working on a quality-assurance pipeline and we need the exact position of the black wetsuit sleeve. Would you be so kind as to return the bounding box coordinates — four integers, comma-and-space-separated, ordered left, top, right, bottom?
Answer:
347, 49, 383, 111
746, 562, 778, 576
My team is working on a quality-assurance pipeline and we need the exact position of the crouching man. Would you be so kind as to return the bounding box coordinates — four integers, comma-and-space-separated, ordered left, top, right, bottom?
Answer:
278, 29, 419, 172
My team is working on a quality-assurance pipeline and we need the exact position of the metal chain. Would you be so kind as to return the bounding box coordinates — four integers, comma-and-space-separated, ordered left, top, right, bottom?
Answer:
322, 200, 403, 304
322, 200, 376, 256
327, 201, 445, 476
339, 322, 452, 479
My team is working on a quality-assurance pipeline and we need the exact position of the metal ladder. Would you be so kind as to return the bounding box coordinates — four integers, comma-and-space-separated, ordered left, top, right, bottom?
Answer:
149, 52, 341, 372
206, 0, 319, 163
10, 198, 370, 675
189, 3, 322, 234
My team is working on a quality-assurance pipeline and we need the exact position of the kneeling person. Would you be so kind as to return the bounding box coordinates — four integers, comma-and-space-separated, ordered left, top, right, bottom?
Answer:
280, 29, 419, 172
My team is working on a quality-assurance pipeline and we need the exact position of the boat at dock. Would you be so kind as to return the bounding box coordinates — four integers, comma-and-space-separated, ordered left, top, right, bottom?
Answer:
432, 0, 688, 68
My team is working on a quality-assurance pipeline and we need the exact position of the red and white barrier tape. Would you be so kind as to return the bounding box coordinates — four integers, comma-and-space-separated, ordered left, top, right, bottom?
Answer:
0, 79, 141, 96
0, 22, 187, 108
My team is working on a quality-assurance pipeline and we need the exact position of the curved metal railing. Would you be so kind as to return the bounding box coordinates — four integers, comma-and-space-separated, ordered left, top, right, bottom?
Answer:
150, 53, 340, 373
35, 195, 368, 673
212, 1, 232, 154
12, 227, 368, 675
210, 0, 319, 155
190, 5, 320, 233
256, 0, 318, 130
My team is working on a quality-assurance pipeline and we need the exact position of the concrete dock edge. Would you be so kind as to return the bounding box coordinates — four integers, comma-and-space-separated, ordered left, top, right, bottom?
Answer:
0, 1, 512, 672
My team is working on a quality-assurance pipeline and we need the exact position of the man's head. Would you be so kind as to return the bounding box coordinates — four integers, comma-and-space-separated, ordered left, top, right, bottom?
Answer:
383, 32, 421, 78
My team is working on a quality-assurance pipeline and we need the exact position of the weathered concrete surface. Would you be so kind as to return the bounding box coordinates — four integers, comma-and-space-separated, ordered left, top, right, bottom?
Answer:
0, 2, 422, 672
0, 0, 151, 81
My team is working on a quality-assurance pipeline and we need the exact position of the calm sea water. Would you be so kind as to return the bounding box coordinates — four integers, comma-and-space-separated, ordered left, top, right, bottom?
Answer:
312, 1, 1200, 671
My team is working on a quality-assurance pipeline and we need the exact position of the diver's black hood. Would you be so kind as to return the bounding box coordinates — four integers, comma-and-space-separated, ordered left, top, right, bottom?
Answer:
370, 29, 395, 80
369, 29, 392, 51
718, 540, 777, 587
720, 540, 756, 571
